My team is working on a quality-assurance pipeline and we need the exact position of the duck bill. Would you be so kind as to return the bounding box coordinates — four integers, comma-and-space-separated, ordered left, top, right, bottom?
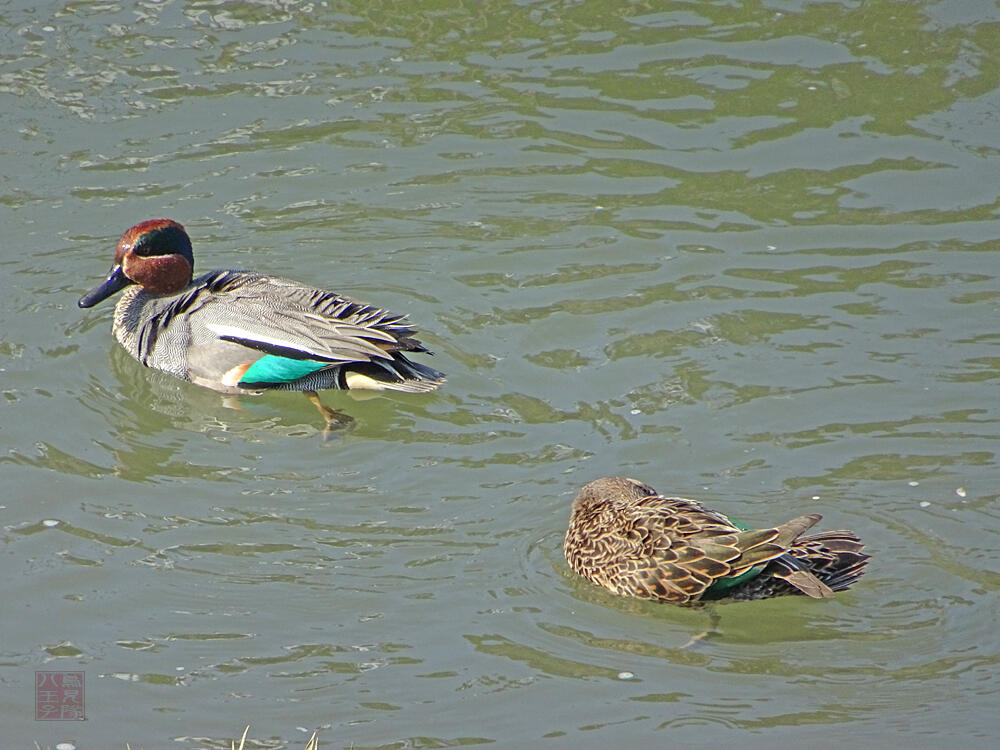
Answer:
78, 265, 133, 308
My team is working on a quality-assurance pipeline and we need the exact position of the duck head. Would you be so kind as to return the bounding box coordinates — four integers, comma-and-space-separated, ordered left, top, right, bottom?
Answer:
79, 219, 195, 308
570, 476, 658, 515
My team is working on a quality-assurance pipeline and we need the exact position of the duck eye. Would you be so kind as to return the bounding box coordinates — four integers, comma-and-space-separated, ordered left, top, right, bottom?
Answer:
132, 225, 187, 257
130, 231, 161, 256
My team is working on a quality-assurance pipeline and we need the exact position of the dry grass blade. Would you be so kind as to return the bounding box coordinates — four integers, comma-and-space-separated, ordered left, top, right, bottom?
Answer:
36, 724, 317, 749
233, 724, 251, 750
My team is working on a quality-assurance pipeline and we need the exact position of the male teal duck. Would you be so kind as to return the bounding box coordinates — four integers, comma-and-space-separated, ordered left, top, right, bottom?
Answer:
78, 219, 445, 424
565, 476, 868, 604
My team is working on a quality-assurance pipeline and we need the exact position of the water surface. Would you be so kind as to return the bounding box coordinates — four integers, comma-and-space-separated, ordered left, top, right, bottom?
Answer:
2, 1, 998, 747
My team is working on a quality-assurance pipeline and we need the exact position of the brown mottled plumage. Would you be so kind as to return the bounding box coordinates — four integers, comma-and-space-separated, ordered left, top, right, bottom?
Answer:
564, 476, 869, 604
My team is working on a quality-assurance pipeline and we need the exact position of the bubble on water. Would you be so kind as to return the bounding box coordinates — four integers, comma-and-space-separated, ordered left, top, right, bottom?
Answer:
955, 487, 966, 498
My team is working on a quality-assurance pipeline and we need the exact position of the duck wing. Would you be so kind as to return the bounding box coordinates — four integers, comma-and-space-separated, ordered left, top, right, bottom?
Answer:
189, 271, 429, 364
610, 497, 827, 603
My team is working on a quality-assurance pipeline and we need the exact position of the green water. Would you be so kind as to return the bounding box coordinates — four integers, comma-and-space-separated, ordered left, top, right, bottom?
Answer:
2, 1, 998, 747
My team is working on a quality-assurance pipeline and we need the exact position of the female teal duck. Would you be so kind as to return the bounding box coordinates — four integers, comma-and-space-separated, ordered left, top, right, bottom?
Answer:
78, 219, 444, 422
565, 476, 868, 603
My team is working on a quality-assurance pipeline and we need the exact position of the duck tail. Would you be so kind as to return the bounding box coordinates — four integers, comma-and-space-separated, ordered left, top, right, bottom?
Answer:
773, 569, 835, 599
342, 355, 446, 393
721, 529, 869, 602
790, 530, 870, 592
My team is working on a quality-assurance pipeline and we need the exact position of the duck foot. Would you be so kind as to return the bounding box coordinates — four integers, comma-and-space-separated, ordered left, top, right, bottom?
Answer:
680, 607, 722, 649
680, 630, 711, 649
304, 390, 354, 439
